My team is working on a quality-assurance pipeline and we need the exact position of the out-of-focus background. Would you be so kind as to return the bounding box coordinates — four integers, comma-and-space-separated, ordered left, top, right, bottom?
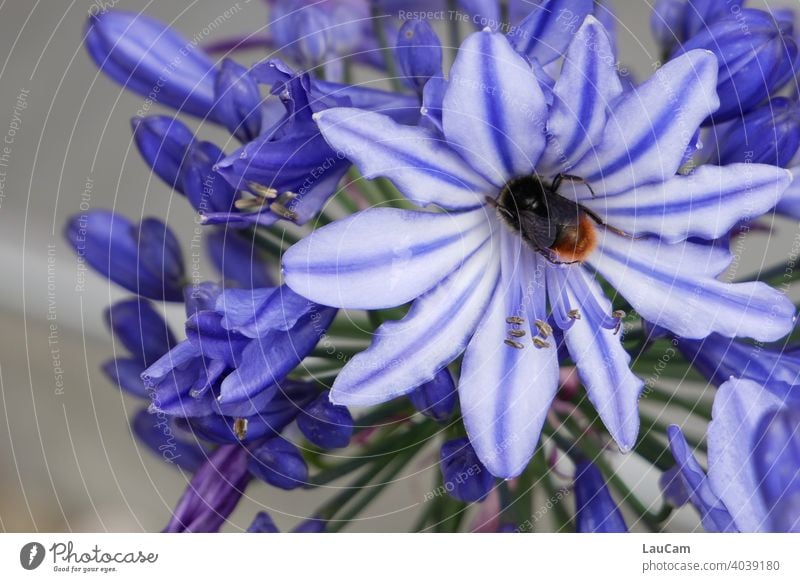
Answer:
0, 0, 796, 532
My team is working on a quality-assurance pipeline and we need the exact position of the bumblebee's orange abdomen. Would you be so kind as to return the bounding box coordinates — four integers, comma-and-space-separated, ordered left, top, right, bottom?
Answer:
549, 213, 597, 263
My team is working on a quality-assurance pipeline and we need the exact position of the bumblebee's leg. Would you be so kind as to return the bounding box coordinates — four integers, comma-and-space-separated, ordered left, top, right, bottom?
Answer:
538, 247, 579, 265
554, 173, 596, 197
581, 205, 642, 239
485, 195, 516, 221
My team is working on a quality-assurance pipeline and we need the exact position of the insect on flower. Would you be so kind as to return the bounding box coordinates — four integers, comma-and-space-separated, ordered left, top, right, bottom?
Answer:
490, 172, 635, 264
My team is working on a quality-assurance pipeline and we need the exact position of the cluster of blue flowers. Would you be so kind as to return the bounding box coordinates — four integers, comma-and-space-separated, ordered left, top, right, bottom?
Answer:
67, 0, 800, 532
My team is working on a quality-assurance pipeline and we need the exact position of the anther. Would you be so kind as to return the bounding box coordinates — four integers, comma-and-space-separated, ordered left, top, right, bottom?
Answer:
504, 338, 525, 349
233, 417, 248, 441
506, 316, 525, 325
534, 320, 553, 338
612, 310, 626, 319
532, 337, 551, 349
508, 329, 526, 338
568, 309, 581, 320
248, 183, 279, 200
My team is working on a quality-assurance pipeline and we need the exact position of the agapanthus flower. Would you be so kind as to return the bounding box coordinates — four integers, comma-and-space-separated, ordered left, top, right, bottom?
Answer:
210, 59, 419, 227
102, 298, 208, 472
670, 7, 798, 124
652, 0, 744, 54
665, 378, 800, 532
142, 284, 336, 441
283, 17, 795, 477
65, 211, 185, 301
440, 437, 493, 502
574, 460, 627, 533
675, 332, 800, 399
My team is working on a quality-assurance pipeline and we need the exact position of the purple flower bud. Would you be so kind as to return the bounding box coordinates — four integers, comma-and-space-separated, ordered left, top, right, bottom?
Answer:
131, 116, 195, 194
714, 97, 800, 167
297, 393, 354, 449
247, 437, 309, 490
652, 0, 745, 53
85, 11, 219, 119
674, 9, 798, 124
215, 59, 263, 142
64, 211, 185, 301
395, 20, 443, 93
101, 358, 148, 398
407, 368, 456, 422
574, 460, 628, 533
131, 408, 209, 472
247, 511, 280, 533
164, 445, 251, 532
104, 298, 175, 365
440, 438, 493, 503
753, 406, 800, 532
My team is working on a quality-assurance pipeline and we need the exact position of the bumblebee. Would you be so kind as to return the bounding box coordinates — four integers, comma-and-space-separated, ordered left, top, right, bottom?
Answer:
491, 173, 620, 264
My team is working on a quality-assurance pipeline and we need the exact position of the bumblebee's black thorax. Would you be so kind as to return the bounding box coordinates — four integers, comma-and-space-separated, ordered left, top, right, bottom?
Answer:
496, 174, 581, 251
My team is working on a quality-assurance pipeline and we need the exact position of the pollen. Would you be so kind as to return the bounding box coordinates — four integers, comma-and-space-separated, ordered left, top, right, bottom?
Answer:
233, 417, 249, 441
534, 320, 553, 338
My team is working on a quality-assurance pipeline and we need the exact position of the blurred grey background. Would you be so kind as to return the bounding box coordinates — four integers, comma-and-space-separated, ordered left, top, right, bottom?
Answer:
0, 0, 796, 532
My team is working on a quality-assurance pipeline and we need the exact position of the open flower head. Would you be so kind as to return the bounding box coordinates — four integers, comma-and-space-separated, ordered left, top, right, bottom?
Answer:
283, 17, 795, 478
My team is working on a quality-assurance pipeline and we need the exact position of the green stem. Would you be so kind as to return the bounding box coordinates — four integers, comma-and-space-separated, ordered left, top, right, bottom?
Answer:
446, 0, 461, 51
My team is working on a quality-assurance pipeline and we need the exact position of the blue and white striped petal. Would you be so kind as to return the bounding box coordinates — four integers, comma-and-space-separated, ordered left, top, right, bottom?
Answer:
569, 49, 719, 198
538, 16, 623, 175
708, 378, 784, 532
585, 164, 791, 243
314, 108, 491, 210
508, 0, 594, 66
442, 29, 549, 186
588, 232, 795, 341
330, 241, 500, 406
459, 231, 559, 478
283, 208, 493, 310
560, 266, 643, 451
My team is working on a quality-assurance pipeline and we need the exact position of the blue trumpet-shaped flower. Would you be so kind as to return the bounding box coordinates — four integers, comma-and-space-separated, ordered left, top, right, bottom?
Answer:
65, 210, 185, 301
713, 97, 800, 167
283, 18, 794, 477
210, 59, 419, 227
665, 378, 800, 532
142, 284, 336, 439
676, 333, 800, 400
574, 460, 627, 533
673, 8, 798, 124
